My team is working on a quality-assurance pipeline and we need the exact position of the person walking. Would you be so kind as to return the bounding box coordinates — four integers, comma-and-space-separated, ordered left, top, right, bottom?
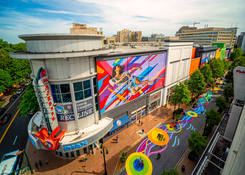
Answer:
116, 135, 119, 143
142, 129, 144, 134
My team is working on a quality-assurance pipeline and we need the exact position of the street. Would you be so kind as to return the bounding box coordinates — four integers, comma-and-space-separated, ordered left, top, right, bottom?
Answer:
0, 92, 30, 160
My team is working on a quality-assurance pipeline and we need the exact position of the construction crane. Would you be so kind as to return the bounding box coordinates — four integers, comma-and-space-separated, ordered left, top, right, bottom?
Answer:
193, 22, 200, 27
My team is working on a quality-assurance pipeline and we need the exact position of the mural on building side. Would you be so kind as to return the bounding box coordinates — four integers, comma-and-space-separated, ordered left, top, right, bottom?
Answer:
96, 53, 167, 114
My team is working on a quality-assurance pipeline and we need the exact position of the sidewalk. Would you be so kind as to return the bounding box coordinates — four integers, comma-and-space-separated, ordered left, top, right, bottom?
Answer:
26, 106, 173, 175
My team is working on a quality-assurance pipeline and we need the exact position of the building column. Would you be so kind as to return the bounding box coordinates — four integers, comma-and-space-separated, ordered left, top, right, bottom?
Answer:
69, 82, 80, 133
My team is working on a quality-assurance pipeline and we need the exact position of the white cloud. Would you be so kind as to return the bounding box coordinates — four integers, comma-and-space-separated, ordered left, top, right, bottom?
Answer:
36, 9, 100, 17
77, 0, 245, 36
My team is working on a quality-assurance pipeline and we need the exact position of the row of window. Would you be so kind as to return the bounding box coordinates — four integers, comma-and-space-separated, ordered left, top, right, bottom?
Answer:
50, 77, 99, 110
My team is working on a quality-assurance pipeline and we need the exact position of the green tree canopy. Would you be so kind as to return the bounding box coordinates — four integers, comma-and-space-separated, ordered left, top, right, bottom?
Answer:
18, 84, 39, 116
161, 168, 179, 175
188, 70, 206, 96
205, 108, 221, 128
210, 58, 225, 79
170, 82, 191, 108
0, 39, 31, 92
215, 96, 228, 112
188, 131, 207, 154
224, 85, 233, 101
0, 69, 14, 94
230, 47, 243, 61
200, 64, 214, 87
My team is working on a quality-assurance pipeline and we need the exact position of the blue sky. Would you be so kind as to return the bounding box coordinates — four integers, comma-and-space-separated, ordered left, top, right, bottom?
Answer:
0, 0, 244, 43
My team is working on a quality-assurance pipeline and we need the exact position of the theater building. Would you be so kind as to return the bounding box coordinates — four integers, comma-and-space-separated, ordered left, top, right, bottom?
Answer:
11, 34, 193, 158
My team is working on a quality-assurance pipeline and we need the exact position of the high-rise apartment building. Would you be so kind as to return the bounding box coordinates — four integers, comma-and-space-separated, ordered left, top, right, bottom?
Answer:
176, 26, 237, 47
117, 29, 142, 42
70, 23, 103, 35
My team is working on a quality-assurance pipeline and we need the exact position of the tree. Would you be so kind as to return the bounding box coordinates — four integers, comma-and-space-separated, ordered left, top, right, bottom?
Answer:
170, 83, 191, 107
188, 131, 207, 154
188, 70, 206, 96
205, 109, 221, 129
216, 96, 228, 112
170, 83, 191, 120
18, 84, 39, 116
162, 168, 179, 175
210, 58, 225, 79
224, 85, 233, 101
230, 47, 243, 61
200, 64, 214, 87
0, 69, 14, 94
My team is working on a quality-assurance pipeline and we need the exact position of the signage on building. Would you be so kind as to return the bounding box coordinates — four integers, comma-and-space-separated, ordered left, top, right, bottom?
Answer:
55, 104, 75, 122
34, 67, 66, 151
35, 67, 58, 131
77, 99, 94, 119
64, 140, 88, 151
236, 69, 245, 74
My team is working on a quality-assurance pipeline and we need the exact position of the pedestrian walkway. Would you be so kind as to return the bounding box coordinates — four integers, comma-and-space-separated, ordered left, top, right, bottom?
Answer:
26, 106, 173, 175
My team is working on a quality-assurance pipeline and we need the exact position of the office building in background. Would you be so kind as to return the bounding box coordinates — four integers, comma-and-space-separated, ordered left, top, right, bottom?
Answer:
237, 32, 245, 53
176, 26, 237, 47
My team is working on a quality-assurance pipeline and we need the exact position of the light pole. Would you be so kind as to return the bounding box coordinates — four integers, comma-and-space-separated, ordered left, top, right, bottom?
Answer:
100, 143, 108, 175
16, 150, 33, 174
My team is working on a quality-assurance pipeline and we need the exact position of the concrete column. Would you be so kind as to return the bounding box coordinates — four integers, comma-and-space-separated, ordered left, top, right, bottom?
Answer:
69, 82, 80, 133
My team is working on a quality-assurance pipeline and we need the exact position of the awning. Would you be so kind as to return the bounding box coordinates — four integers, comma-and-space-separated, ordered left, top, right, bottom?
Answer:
109, 115, 130, 133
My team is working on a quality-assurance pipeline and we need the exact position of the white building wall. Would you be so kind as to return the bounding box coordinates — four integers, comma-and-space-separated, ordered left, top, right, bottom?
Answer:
162, 42, 193, 105
233, 66, 245, 102
25, 38, 103, 53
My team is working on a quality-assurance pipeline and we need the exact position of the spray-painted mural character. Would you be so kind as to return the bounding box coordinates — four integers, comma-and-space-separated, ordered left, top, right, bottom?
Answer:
97, 53, 167, 114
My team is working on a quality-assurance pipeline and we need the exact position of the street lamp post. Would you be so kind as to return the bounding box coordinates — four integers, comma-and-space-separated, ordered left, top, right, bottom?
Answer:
100, 143, 108, 175
16, 150, 33, 174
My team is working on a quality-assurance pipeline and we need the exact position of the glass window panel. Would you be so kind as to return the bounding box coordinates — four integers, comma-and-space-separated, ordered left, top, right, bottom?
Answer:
60, 84, 70, 93
84, 89, 91, 98
94, 86, 97, 95
83, 80, 91, 89
93, 77, 97, 86
74, 82, 83, 92
53, 93, 62, 103
62, 93, 72, 102
75, 92, 84, 101
51, 85, 60, 94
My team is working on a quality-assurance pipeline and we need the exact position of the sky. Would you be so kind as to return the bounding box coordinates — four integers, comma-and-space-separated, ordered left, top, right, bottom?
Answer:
0, 0, 244, 43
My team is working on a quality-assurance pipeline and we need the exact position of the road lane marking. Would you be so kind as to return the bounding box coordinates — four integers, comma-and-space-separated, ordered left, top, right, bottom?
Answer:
0, 108, 20, 144
12, 136, 18, 145
0, 89, 25, 118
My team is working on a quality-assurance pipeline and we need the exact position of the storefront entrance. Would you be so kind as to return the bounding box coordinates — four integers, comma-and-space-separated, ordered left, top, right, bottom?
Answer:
130, 106, 146, 123
148, 90, 161, 113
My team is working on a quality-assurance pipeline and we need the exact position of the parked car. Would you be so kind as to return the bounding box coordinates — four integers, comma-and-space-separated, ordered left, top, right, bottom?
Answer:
0, 113, 11, 125
10, 95, 18, 102
25, 80, 31, 86
16, 88, 24, 95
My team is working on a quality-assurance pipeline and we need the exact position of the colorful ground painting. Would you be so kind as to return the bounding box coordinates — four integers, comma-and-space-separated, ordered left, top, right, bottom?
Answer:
125, 91, 213, 175
96, 53, 167, 114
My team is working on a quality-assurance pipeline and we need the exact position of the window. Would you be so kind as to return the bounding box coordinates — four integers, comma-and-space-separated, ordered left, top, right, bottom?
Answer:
65, 152, 69, 158
93, 77, 99, 111
51, 84, 72, 103
93, 77, 98, 95
76, 150, 80, 156
71, 151, 75, 158
73, 79, 92, 101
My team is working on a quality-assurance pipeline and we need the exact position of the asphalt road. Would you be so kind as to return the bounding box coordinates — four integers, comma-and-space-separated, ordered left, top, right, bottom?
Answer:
120, 96, 218, 175
0, 91, 30, 160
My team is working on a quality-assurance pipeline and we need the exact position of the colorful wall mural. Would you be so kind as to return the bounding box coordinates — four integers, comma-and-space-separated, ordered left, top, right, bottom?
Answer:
189, 57, 201, 75
96, 53, 167, 114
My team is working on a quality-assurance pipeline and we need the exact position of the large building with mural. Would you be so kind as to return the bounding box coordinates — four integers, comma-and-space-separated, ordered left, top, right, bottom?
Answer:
11, 33, 193, 158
